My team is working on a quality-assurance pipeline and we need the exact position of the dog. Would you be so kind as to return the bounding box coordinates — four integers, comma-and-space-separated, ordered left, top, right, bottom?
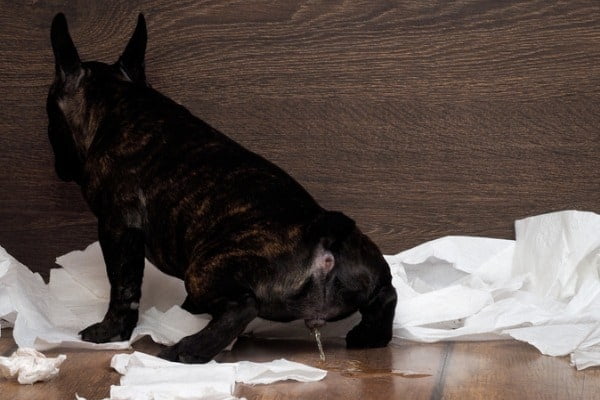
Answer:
47, 13, 397, 363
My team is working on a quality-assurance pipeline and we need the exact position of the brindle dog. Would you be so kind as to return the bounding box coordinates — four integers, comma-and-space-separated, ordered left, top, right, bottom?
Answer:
47, 13, 397, 363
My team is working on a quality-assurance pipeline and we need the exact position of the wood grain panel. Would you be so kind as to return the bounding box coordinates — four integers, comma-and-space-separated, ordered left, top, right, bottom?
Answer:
0, 1, 598, 277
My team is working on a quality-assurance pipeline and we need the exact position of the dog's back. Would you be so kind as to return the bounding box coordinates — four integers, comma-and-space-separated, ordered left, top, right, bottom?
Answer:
79, 66, 322, 280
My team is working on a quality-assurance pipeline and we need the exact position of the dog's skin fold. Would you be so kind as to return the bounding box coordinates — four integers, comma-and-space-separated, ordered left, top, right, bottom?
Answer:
47, 13, 397, 363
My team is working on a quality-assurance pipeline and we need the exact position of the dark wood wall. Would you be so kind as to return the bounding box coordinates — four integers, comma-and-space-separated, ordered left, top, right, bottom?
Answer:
1, 0, 598, 278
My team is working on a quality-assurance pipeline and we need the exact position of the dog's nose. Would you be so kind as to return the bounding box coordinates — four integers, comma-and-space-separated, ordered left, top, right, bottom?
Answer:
305, 318, 326, 329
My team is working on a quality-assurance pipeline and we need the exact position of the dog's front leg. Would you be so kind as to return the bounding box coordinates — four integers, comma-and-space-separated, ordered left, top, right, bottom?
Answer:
80, 221, 145, 343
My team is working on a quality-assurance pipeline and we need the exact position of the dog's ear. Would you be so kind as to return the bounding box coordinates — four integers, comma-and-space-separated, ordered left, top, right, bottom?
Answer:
51, 13, 81, 80
117, 13, 147, 83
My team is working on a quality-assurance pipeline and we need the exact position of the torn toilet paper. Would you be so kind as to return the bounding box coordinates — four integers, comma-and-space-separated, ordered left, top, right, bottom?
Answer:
1, 210, 599, 371
387, 210, 600, 370
74, 351, 326, 400
0, 348, 66, 384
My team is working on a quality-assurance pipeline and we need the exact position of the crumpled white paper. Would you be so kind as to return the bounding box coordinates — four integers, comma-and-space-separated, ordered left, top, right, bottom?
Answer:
387, 210, 600, 370
76, 351, 326, 400
0, 347, 66, 384
1, 210, 599, 370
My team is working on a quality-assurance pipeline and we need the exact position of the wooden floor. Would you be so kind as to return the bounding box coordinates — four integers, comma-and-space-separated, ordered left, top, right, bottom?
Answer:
1, 328, 599, 400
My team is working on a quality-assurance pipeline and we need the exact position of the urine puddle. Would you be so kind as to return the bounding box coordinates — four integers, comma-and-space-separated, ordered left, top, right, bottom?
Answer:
317, 359, 432, 379
308, 329, 430, 379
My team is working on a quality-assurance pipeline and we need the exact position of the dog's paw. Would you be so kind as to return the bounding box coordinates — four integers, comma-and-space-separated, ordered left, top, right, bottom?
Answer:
345, 324, 391, 349
79, 321, 120, 343
79, 315, 136, 343
157, 344, 181, 362
157, 344, 214, 364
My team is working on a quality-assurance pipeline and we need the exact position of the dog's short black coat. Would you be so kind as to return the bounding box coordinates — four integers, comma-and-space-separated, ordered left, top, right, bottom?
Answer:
47, 13, 397, 363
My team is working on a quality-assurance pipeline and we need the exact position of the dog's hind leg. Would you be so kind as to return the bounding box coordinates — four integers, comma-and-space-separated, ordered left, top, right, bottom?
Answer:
159, 294, 257, 363
158, 253, 263, 362
345, 282, 397, 349
181, 295, 200, 313
80, 219, 145, 343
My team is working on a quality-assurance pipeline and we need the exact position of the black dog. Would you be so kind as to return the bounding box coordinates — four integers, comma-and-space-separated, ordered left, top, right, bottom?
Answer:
47, 13, 397, 363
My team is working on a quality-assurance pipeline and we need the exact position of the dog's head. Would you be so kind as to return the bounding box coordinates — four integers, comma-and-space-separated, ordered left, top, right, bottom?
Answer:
47, 13, 147, 182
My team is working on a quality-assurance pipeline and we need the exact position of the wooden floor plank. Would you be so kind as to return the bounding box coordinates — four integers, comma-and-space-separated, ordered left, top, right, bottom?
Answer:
2, 329, 600, 399
440, 341, 600, 400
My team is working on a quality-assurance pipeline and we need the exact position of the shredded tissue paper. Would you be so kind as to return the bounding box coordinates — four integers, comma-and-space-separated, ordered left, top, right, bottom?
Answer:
0, 348, 66, 384
0, 211, 599, 393
73, 352, 326, 400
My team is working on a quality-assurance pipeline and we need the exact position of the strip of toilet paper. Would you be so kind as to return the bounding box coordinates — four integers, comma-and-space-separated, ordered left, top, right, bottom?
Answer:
71, 351, 326, 400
